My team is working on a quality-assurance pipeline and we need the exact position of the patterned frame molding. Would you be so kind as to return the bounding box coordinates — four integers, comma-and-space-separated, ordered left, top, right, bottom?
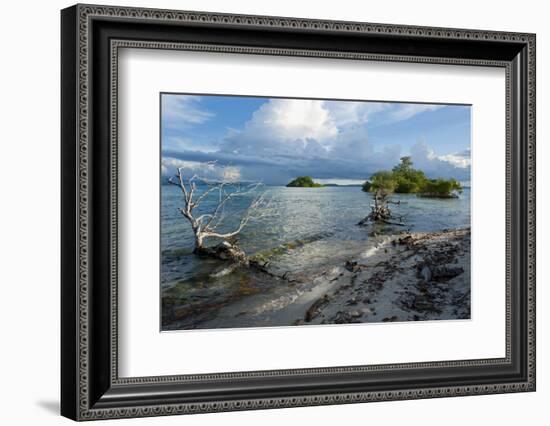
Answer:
61, 3, 536, 421
109, 41, 513, 385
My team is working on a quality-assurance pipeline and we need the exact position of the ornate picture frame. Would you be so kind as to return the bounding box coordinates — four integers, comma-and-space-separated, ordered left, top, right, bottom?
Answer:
61, 4, 535, 421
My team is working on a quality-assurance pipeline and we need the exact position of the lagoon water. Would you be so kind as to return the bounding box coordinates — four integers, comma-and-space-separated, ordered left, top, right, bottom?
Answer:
161, 184, 470, 329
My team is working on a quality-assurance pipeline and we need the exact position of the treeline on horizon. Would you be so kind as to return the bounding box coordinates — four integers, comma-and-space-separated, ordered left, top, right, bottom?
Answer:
163, 158, 463, 196
285, 157, 463, 197
362, 156, 463, 198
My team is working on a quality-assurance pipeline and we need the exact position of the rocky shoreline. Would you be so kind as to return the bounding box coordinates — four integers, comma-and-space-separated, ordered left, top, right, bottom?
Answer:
294, 227, 471, 325
162, 227, 470, 330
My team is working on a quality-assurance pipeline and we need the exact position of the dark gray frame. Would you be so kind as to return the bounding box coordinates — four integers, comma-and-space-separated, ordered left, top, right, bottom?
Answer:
61, 4, 536, 421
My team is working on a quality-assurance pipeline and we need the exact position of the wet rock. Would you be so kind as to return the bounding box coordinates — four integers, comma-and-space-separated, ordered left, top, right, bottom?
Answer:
431, 265, 464, 280
334, 311, 350, 323
416, 282, 428, 293
358, 217, 370, 226
305, 294, 330, 322
411, 295, 441, 313
350, 310, 362, 318
347, 297, 358, 306
288, 272, 309, 284
334, 311, 361, 324
397, 235, 414, 245
199, 241, 249, 265
420, 265, 432, 282
345, 260, 361, 273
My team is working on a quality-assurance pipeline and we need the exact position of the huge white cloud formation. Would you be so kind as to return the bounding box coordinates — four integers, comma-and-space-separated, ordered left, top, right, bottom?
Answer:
162, 98, 470, 184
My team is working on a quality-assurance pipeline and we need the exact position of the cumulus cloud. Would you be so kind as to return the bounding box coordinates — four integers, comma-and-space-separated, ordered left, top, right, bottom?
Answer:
387, 104, 444, 122
325, 101, 442, 127
324, 101, 390, 127
221, 99, 337, 156
161, 157, 241, 183
221, 166, 242, 182
253, 99, 337, 141
220, 100, 448, 158
216, 99, 407, 181
162, 96, 469, 185
162, 95, 214, 130
410, 141, 470, 181
438, 149, 471, 169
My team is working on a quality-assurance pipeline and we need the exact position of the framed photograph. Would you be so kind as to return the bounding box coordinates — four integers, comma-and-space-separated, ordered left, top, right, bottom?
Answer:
61, 4, 536, 421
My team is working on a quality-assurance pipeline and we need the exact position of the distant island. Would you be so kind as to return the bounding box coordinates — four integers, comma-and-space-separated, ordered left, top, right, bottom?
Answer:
286, 176, 324, 188
362, 156, 463, 198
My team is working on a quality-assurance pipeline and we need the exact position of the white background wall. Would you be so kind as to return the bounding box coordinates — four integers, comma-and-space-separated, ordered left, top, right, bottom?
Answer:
0, 0, 547, 424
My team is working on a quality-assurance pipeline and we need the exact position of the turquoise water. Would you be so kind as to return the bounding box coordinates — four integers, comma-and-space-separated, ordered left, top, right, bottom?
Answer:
161, 185, 470, 329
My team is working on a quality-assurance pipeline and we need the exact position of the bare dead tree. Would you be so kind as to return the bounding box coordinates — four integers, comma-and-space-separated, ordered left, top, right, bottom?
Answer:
358, 189, 406, 227
168, 164, 270, 263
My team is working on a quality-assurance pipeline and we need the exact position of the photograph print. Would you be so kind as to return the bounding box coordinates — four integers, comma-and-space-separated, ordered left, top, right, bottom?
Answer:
161, 93, 471, 331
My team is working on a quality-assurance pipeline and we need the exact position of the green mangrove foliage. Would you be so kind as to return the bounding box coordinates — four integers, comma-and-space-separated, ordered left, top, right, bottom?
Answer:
286, 176, 324, 188
362, 157, 463, 198
417, 178, 463, 198
361, 181, 372, 192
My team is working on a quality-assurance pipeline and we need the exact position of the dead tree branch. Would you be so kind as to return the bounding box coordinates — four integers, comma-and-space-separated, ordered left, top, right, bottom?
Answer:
169, 164, 270, 262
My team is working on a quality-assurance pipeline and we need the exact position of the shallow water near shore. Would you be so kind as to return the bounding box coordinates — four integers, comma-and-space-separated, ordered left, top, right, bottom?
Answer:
161, 185, 470, 330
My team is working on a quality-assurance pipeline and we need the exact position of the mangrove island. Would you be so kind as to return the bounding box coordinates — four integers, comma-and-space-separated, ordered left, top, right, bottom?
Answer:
286, 176, 325, 188
362, 156, 463, 198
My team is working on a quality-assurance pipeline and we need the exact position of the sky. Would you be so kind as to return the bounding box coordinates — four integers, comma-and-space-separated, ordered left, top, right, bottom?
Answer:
161, 93, 471, 185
